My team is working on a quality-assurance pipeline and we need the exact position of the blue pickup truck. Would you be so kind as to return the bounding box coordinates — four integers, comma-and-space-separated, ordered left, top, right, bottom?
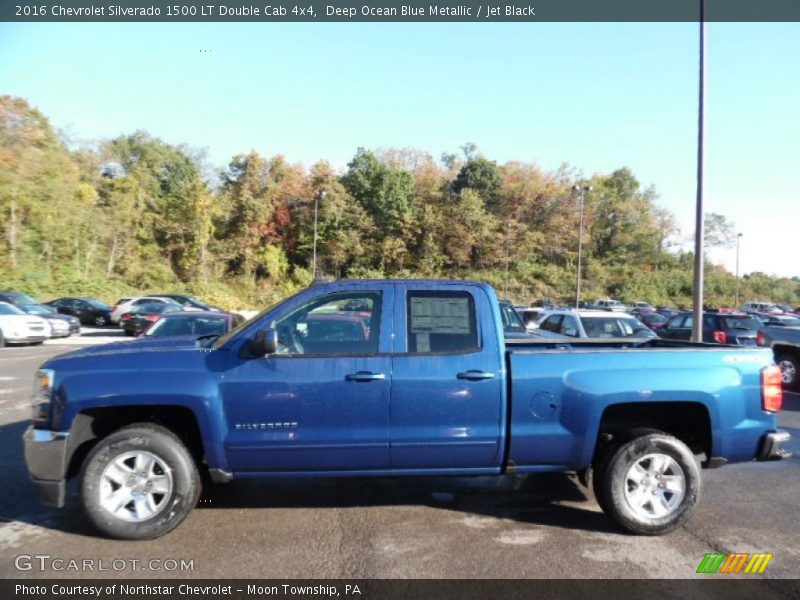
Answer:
24, 279, 789, 540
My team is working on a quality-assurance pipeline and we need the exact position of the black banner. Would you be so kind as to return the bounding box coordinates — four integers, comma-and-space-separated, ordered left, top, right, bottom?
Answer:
3, 0, 800, 22
4, 580, 800, 600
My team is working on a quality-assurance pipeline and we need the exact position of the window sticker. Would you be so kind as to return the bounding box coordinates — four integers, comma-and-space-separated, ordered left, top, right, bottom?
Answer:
410, 297, 471, 335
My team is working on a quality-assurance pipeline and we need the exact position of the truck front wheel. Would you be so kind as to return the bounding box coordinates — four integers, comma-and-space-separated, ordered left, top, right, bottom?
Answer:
81, 424, 201, 540
595, 432, 700, 535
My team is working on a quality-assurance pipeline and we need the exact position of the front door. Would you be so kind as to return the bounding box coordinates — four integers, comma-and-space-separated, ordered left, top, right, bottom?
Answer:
389, 284, 504, 469
221, 287, 393, 472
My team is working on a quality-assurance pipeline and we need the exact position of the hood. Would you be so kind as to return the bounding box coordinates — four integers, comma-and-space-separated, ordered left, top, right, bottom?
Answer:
56, 335, 202, 360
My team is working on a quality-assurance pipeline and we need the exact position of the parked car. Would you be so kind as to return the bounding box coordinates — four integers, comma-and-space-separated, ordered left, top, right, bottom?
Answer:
46, 297, 113, 327
109, 297, 136, 324
741, 301, 783, 315
656, 306, 681, 320
24, 279, 789, 540
632, 301, 656, 312
150, 294, 221, 312
141, 311, 244, 339
0, 290, 39, 307
0, 301, 49, 346
586, 299, 628, 312
536, 309, 657, 339
18, 304, 79, 337
111, 296, 181, 325
499, 300, 535, 339
758, 326, 800, 390
120, 302, 182, 336
659, 312, 761, 346
758, 314, 800, 328
633, 310, 668, 331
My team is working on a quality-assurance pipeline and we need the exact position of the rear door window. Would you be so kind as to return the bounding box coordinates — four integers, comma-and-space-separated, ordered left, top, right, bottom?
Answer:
406, 291, 479, 354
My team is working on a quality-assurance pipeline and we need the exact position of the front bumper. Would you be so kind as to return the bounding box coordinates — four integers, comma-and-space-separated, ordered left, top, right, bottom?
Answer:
23, 426, 69, 507
5, 334, 48, 344
757, 430, 792, 461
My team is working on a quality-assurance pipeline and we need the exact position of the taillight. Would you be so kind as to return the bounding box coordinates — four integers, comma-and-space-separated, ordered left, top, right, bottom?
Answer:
121, 313, 131, 321
761, 365, 783, 412
146, 315, 160, 322
757, 331, 766, 347
713, 330, 727, 344
111, 305, 118, 312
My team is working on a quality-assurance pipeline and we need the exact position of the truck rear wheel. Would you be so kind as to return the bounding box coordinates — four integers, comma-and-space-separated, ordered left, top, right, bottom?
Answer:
596, 432, 700, 535
81, 424, 200, 540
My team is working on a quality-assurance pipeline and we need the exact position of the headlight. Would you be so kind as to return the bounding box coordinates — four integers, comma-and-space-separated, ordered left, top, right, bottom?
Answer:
31, 369, 54, 426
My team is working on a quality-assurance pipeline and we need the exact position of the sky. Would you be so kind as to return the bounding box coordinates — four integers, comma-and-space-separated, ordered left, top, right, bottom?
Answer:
1, 22, 798, 278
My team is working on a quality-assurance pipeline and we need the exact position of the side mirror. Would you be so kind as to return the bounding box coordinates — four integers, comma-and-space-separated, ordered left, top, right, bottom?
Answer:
249, 328, 278, 357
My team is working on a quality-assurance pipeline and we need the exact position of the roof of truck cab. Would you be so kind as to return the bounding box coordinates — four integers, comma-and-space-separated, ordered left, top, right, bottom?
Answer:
316, 278, 493, 289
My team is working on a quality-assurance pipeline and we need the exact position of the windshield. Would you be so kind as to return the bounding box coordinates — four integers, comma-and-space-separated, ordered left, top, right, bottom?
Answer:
145, 316, 228, 337
641, 313, 667, 324
0, 303, 24, 315
132, 303, 175, 314
212, 292, 304, 349
3, 292, 37, 305
21, 305, 54, 315
581, 316, 656, 338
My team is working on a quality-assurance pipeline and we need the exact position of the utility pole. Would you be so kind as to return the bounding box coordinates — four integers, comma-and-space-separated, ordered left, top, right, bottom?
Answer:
734, 232, 743, 306
572, 185, 591, 308
312, 189, 326, 279
691, 1, 706, 342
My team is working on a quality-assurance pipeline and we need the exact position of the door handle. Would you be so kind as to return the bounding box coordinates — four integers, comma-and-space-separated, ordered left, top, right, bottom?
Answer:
345, 371, 386, 382
457, 370, 496, 381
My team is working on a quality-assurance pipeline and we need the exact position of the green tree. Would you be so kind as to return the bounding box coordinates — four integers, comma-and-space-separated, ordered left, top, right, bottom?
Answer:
341, 148, 415, 235
452, 156, 503, 212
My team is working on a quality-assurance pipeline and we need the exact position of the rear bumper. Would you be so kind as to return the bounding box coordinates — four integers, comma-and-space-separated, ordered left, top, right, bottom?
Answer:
756, 430, 792, 461
23, 426, 69, 508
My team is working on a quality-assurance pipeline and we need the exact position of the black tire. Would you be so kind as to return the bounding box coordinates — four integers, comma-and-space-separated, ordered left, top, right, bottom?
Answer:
94, 314, 108, 327
81, 423, 201, 540
776, 353, 799, 391
595, 431, 700, 535
591, 428, 661, 516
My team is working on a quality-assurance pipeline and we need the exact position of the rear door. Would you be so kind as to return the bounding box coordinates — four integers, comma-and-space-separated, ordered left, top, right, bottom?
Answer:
661, 315, 692, 340
389, 283, 504, 469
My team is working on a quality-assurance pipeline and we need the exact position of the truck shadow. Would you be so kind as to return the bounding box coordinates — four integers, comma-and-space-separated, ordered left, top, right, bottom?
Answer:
0, 418, 613, 536
197, 471, 616, 533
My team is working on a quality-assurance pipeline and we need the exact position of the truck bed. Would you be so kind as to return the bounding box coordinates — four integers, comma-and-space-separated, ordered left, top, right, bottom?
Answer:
504, 341, 775, 471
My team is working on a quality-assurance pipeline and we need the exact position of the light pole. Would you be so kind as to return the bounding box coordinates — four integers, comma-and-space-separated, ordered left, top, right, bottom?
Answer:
572, 184, 591, 308
312, 189, 326, 279
691, 0, 707, 342
734, 232, 743, 306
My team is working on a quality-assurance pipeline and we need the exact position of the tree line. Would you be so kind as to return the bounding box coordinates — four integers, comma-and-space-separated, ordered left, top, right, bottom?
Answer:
0, 96, 797, 309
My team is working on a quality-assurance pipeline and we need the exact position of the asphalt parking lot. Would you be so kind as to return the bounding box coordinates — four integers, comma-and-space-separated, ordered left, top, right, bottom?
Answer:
1, 336, 798, 581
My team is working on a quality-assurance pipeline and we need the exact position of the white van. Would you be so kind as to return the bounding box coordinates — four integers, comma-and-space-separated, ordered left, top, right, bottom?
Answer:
741, 301, 782, 314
